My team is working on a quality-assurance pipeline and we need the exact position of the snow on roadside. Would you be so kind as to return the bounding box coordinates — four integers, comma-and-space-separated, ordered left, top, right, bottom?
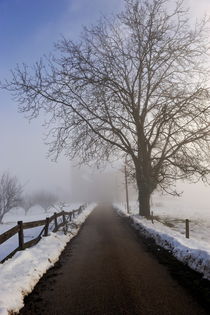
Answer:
1, 202, 83, 227
0, 203, 96, 315
0, 203, 83, 262
114, 204, 210, 282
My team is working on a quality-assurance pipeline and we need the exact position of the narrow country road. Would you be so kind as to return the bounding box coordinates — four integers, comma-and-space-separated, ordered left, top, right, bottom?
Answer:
20, 206, 208, 315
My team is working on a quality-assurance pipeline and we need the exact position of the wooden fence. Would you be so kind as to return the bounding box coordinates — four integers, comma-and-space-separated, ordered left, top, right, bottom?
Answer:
0, 205, 85, 263
150, 211, 190, 239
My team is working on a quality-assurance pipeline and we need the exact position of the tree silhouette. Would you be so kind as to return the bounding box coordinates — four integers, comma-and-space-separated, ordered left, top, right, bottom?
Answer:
4, 0, 210, 216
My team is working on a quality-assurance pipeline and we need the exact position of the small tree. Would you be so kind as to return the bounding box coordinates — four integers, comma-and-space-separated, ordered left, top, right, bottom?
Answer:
51, 201, 67, 212
32, 191, 58, 213
20, 194, 35, 215
0, 172, 22, 223
3, 0, 210, 217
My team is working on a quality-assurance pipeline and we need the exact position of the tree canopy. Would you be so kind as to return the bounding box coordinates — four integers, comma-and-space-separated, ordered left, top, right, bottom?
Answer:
3, 0, 210, 216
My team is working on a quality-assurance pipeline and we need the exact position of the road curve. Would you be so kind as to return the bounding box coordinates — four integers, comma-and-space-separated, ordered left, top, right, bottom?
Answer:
20, 205, 208, 315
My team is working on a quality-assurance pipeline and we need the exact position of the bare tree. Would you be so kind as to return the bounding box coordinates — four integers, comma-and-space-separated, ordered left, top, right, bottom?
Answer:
0, 172, 22, 223
51, 201, 67, 212
32, 191, 58, 213
3, 0, 210, 217
20, 194, 35, 215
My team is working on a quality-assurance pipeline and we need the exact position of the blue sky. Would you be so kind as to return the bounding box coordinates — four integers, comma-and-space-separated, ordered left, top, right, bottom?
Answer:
0, 0, 66, 71
0, 0, 123, 74
0, 0, 124, 196
0, 0, 210, 200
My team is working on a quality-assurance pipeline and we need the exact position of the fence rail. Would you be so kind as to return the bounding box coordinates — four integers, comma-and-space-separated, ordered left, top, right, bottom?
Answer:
0, 205, 85, 263
0, 225, 20, 245
150, 213, 191, 239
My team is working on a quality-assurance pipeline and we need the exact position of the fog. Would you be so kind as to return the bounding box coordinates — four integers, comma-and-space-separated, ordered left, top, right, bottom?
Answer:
0, 0, 210, 208
69, 164, 210, 210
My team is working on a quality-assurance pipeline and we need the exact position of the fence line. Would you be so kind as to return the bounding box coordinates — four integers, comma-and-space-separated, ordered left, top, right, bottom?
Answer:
0, 205, 85, 263
150, 214, 190, 239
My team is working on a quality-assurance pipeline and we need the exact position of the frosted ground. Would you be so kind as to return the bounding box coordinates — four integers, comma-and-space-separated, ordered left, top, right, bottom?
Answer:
119, 197, 210, 243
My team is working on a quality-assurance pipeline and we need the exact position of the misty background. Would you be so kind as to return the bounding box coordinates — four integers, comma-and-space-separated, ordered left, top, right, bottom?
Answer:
0, 0, 210, 207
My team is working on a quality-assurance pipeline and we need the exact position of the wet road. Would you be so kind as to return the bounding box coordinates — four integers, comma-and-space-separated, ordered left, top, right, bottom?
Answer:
20, 206, 208, 314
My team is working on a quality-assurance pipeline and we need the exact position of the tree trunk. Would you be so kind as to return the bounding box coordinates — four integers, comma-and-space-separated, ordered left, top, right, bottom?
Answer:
134, 153, 153, 217
135, 168, 152, 218
138, 187, 151, 218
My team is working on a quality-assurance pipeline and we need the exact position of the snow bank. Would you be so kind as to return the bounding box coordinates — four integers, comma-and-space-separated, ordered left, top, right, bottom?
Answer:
0, 203, 96, 315
0, 203, 84, 262
115, 204, 210, 281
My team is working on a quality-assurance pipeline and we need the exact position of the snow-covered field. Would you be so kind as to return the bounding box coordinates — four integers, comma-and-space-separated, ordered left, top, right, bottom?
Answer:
115, 200, 210, 281
117, 199, 210, 243
0, 203, 96, 315
0, 203, 82, 262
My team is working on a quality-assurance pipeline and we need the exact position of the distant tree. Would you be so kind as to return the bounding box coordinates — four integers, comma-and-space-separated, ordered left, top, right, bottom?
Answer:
51, 201, 67, 212
20, 194, 35, 215
0, 172, 22, 223
32, 191, 58, 213
3, 0, 210, 217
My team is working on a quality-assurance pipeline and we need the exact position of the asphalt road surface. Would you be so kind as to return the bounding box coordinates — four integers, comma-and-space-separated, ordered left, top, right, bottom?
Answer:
20, 205, 208, 315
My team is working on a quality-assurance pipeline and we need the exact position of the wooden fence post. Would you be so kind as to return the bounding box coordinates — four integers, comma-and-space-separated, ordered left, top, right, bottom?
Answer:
44, 218, 50, 237
62, 211, 66, 226
18, 221, 24, 250
185, 219, 189, 239
54, 212, 58, 231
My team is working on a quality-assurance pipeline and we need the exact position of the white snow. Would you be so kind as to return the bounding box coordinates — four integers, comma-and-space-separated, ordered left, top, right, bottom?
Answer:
115, 201, 210, 281
0, 203, 96, 315
0, 203, 83, 262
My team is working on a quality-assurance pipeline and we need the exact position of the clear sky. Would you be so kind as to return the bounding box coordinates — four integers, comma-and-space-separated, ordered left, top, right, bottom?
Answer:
0, 0, 210, 200
0, 0, 124, 74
